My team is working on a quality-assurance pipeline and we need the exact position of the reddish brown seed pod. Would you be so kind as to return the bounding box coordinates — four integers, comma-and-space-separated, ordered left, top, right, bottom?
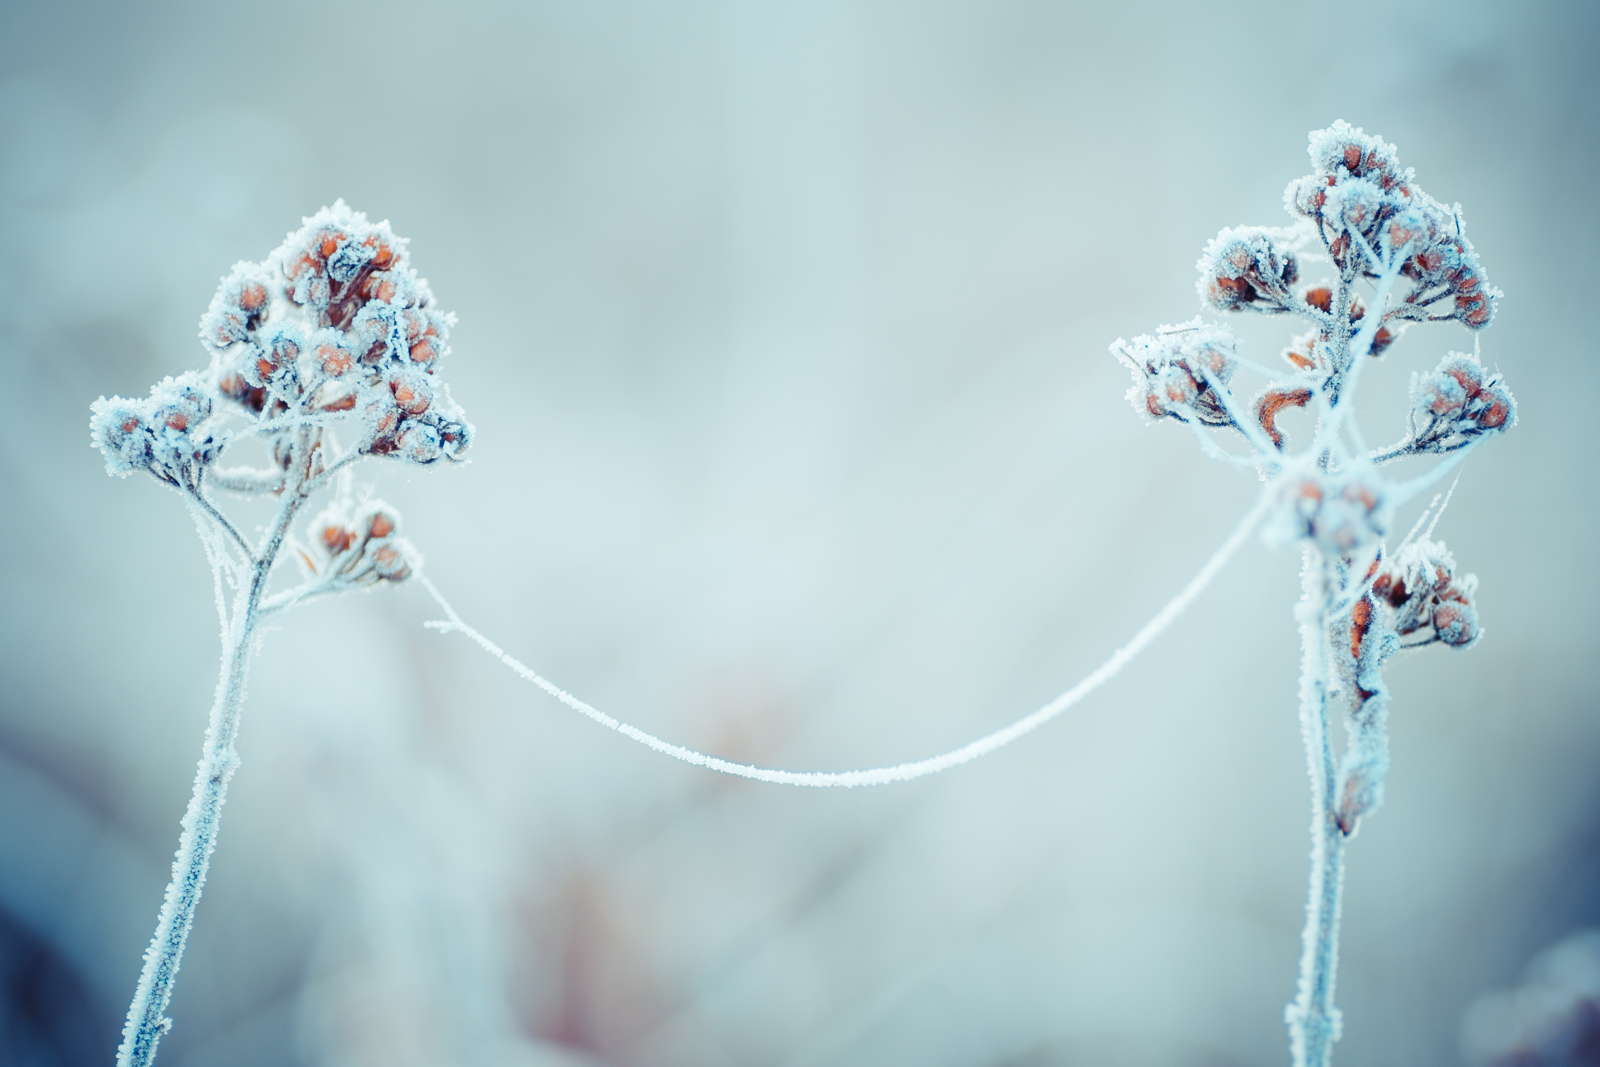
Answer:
317, 343, 353, 377
1433, 600, 1479, 647
321, 524, 355, 554
408, 338, 438, 365
390, 374, 432, 415
1343, 483, 1379, 512
1304, 287, 1333, 314
1349, 596, 1373, 660
371, 542, 411, 581
239, 282, 268, 312
1255, 387, 1312, 449
1441, 359, 1483, 398
1369, 326, 1394, 356
1476, 389, 1511, 429
368, 511, 396, 539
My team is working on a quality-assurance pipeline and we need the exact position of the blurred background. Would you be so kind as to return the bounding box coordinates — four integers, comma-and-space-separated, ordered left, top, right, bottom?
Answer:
2, 1, 1596, 1064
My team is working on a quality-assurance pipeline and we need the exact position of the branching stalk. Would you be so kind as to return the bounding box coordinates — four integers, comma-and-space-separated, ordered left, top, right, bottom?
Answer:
115, 474, 307, 1067
1286, 550, 1346, 1067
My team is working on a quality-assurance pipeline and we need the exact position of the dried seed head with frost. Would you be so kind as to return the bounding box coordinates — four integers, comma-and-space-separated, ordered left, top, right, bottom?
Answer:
1197, 227, 1300, 310
1111, 121, 1520, 1067
1113, 320, 1239, 425
89, 372, 221, 484
1273, 468, 1390, 556
1286, 120, 1500, 328
95, 204, 474, 1067
307, 499, 418, 586
1408, 352, 1516, 452
94, 201, 475, 495
203, 201, 473, 465
1368, 537, 1483, 649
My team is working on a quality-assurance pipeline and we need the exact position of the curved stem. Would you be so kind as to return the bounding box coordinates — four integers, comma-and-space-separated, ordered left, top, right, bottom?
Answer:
1285, 548, 1345, 1067
186, 481, 254, 565
115, 474, 308, 1067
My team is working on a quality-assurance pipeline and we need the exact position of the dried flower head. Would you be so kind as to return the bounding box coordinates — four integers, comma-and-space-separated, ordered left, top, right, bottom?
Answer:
89, 372, 221, 484
93, 204, 474, 1067
1407, 352, 1517, 452
1114, 320, 1240, 426
200, 201, 471, 465
1197, 226, 1300, 310
307, 500, 419, 586
1277, 468, 1390, 556
1369, 538, 1482, 650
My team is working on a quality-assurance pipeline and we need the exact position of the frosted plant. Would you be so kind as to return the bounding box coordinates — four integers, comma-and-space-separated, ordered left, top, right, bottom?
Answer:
1113, 122, 1514, 1065
402, 123, 1511, 1062
90, 202, 470, 1067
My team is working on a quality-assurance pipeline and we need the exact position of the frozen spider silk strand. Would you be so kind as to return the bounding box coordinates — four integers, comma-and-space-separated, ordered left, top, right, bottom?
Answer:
419, 489, 1271, 788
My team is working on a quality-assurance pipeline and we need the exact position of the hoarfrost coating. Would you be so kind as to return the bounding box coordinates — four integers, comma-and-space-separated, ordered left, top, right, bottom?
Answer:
92, 204, 470, 1067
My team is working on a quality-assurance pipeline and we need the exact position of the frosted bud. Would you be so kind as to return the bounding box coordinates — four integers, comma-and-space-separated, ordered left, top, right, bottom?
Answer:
1407, 353, 1515, 450
310, 329, 355, 377
437, 415, 473, 461
1284, 174, 1331, 218
1432, 598, 1480, 648
1306, 121, 1400, 182
1197, 227, 1298, 310
397, 420, 442, 464
1277, 469, 1388, 556
370, 538, 417, 582
358, 393, 401, 453
1158, 364, 1199, 407
1113, 322, 1240, 429
1474, 383, 1514, 430
1335, 743, 1388, 836
361, 504, 399, 540
89, 398, 153, 477
1323, 178, 1383, 236
199, 263, 271, 353
389, 370, 433, 416
1381, 205, 1436, 253
253, 329, 304, 392
1413, 371, 1468, 420
152, 373, 213, 431
312, 505, 357, 556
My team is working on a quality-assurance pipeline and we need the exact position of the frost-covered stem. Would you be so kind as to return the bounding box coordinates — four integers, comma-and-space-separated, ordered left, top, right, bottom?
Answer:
1286, 548, 1345, 1067
185, 482, 251, 563
116, 469, 309, 1067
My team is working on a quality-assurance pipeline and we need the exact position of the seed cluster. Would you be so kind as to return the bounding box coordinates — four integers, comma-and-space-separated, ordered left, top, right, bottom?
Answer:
198, 201, 471, 464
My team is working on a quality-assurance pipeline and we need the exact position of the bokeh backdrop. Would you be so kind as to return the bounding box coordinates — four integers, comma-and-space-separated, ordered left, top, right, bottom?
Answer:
2, 2, 1596, 1064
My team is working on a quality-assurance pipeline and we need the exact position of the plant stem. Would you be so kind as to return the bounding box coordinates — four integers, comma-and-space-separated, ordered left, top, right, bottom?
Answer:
1286, 548, 1345, 1067
115, 483, 304, 1067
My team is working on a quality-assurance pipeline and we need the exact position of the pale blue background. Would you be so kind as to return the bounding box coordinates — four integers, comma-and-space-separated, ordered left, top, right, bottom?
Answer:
1, 2, 1595, 1064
